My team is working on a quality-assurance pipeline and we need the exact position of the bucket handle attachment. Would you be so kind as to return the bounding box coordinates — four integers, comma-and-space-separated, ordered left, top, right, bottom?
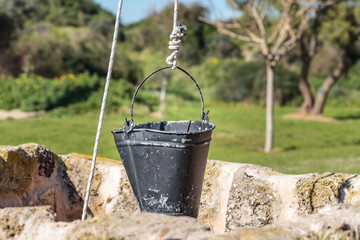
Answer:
125, 66, 209, 132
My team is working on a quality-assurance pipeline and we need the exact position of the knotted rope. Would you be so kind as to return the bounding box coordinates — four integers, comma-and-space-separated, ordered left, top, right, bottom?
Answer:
166, 0, 186, 69
81, 0, 124, 221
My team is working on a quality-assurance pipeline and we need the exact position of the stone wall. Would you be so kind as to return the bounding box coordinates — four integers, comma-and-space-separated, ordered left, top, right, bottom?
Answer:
0, 144, 83, 221
1, 143, 360, 239
1, 204, 360, 239
62, 147, 360, 232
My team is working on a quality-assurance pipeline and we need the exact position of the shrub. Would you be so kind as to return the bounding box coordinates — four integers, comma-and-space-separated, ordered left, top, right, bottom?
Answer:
0, 72, 158, 114
13, 23, 143, 82
0, 72, 100, 111
339, 60, 360, 90
50, 79, 135, 115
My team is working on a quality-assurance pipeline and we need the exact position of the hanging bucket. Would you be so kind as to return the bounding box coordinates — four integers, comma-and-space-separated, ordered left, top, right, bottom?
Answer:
112, 66, 215, 218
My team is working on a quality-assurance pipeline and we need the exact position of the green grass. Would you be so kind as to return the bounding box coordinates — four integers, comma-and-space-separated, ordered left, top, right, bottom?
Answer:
1, 103, 360, 174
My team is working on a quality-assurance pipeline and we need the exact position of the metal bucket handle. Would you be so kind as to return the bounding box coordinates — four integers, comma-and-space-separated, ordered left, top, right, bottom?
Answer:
124, 66, 209, 132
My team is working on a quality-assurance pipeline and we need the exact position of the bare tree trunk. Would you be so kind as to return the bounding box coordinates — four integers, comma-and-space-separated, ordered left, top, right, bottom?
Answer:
298, 36, 315, 114
311, 53, 347, 115
298, 60, 313, 114
264, 60, 274, 153
23, 54, 33, 77
297, 2, 343, 116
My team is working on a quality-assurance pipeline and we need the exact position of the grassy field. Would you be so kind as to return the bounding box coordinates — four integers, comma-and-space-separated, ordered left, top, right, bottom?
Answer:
1, 102, 360, 174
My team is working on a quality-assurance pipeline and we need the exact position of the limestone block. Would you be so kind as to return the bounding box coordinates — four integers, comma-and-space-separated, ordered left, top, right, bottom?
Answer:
225, 165, 282, 230
0, 207, 211, 240
197, 161, 360, 232
61, 154, 139, 215
0, 206, 57, 240
2, 143, 360, 235
1, 204, 360, 240
223, 204, 360, 240
0, 144, 83, 221
295, 172, 360, 215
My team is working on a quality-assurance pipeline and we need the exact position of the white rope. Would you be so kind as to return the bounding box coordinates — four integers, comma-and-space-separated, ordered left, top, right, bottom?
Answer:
81, 0, 124, 221
166, 0, 187, 69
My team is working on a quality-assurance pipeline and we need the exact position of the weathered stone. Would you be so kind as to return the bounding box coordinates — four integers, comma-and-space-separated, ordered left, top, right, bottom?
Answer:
2, 143, 360, 237
0, 144, 83, 221
198, 160, 227, 232
0, 207, 211, 240
198, 162, 360, 232
62, 153, 139, 215
197, 162, 301, 232
0, 206, 56, 240
223, 204, 360, 240
104, 162, 139, 213
0, 146, 37, 194
1, 204, 360, 240
65, 211, 210, 240
226, 165, 282, 231
296, 172, 360, 215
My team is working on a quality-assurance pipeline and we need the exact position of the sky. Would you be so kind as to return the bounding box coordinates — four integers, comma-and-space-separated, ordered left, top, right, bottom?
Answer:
93, 0, 239, 25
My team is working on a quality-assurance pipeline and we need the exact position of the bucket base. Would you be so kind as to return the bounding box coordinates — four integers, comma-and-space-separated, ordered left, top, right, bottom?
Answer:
142, 209, 198, 218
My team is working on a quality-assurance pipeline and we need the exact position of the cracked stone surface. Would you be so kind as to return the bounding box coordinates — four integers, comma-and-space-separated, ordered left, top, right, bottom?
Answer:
226, 165, 282, 230
0, 144, 83, 221
295, 172, 360, 215
1, 204, 360, 240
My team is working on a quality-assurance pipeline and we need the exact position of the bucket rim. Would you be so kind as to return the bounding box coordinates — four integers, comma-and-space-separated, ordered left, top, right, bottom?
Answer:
112, 120, 215, 135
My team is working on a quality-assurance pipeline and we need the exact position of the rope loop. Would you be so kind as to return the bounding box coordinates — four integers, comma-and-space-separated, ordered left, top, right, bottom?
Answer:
166, 24, 187, 69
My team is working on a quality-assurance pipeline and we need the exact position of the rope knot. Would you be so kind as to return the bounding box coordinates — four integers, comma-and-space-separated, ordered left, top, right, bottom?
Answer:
166, 23, 187, 69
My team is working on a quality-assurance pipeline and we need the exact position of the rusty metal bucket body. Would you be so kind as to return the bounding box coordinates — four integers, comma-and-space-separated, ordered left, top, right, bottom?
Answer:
112, 66, 215, 217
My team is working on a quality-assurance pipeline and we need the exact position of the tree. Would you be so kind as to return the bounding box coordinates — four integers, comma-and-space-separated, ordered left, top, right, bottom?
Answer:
0, 0, 117, 77
0, 0, 37, 48
298, 0, 360, 115
201, 0, 317, 152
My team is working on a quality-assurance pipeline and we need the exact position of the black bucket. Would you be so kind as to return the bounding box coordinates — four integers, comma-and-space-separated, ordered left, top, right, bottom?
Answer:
112, 66, 215, 218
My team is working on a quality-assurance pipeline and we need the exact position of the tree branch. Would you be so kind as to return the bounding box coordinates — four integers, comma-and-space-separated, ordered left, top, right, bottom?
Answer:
198, 16, 263, 43
198, 16, 259, 42
247, 2, 266, 38
268, 0, 292, 45
202, 0, 341, 65
258, 1, 268, 20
